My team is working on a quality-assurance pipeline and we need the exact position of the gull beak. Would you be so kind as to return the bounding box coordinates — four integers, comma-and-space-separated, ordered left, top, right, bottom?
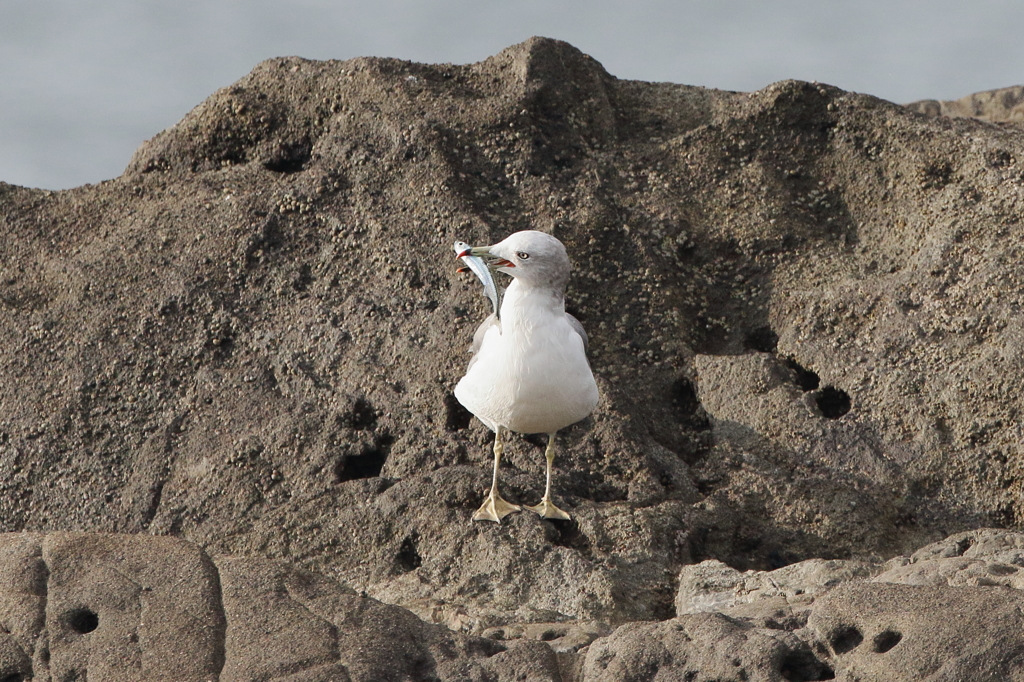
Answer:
467, 245, 515, 269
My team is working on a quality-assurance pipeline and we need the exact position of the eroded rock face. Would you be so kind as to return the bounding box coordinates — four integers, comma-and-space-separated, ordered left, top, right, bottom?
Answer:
653, 529, 1024, 682
808, 582, 1024, 681
581, 613, 832, 682
6, 530, 1024, 681
0, 532, 553, 682
676, 557, 881, 615
2, 36, 1024, 635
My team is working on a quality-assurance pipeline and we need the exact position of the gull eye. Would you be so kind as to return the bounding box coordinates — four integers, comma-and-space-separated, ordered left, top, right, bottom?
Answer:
516, 251, 530, 260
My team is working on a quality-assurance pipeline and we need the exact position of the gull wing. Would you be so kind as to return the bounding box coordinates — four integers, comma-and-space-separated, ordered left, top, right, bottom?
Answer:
466, 313, 499, 372
566, 313, 589, 354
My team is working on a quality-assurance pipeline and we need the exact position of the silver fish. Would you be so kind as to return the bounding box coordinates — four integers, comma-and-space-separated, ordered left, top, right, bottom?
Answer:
454, 240, 501, 319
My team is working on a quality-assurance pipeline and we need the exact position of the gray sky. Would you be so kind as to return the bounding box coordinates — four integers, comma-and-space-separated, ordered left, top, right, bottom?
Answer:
3, 0, 1023, 190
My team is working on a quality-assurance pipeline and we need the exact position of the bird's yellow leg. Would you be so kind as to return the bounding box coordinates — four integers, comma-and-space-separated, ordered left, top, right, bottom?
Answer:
473, 427, 522, 523
526, 432, 571, 520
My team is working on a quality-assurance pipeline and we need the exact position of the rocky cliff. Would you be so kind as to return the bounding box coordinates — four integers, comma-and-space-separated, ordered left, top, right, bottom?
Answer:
2, 37, 1023, 680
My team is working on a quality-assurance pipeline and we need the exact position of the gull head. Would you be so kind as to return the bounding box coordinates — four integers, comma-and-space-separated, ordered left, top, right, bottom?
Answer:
466, 230, 571, 290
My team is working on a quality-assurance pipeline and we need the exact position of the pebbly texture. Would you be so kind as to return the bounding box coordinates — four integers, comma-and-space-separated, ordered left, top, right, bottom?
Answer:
3, 36, 1024, 678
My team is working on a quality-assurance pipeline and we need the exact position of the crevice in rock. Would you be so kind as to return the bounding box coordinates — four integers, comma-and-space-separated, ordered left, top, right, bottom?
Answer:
744, 326, 778, 353
830, 625, 863, 654
779, 648, 835, 681
669, 378, 712, 442
395, 536, 422, 573
872, 630, 902, 653
784, 358, 820, 391
140, 480, 164, 530
201, 551, 228, 680
815, 386, 851, 419
334, 434, 394, 482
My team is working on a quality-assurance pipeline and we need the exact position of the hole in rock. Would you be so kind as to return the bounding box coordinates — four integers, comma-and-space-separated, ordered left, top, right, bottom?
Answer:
670, 378, 709, 429
443, 393, 473, 431
744, 326, 778, 353
67, 609, 99, 634
539, 630, 560, 642
830, 625, 863, 654
815, 386, 851, 419
263, 141, 312, 174
767, 549, 796, 570
920, 160, 954, 189
340, 397, 378, 430
952, 536, 975, 556
549, 518, 591, 557
784, 358, 820, 391
396, 536, 422, 572
410, 656, 436, 681
872, 630, 902, 653
0, 674, 25, 682
987, 149, 1013, 168
779, 649, 835, 681
334, 435, 394, 482
291, 264, 314, 292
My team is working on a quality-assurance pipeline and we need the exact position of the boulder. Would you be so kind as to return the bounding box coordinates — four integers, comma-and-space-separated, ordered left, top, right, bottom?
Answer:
0, 532, 560, 682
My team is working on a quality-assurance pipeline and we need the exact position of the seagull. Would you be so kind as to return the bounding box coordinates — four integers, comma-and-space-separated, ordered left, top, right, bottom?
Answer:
454, 230, 599, 522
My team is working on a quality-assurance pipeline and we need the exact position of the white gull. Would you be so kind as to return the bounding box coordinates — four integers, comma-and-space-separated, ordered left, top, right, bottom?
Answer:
455, 230, 599, 522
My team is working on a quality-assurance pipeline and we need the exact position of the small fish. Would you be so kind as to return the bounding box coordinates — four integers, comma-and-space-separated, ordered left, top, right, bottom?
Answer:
454, 240, 501, 319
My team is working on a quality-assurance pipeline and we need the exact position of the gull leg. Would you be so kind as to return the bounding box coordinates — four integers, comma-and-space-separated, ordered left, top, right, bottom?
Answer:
473, 427, 522, 522
526, 432, 571, 520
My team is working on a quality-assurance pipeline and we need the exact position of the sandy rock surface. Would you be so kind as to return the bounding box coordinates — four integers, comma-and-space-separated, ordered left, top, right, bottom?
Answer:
2, 36, 1024, 680
6, 529, 1024, 681
0, 532, 540, 682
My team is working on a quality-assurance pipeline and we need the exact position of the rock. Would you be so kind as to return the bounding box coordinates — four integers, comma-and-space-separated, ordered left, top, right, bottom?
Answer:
676, 557, 881, 615
0, 531, 562, 682
906, 84, 1024, 123
581, 613, 832, 682
873, 527, 1024, 588
42, 532, 224, 682
808, 582, 1024, 681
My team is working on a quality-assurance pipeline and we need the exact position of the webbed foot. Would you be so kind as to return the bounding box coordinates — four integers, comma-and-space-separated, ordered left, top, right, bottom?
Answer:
525, 497, 571, 521
472, 492, 522, 523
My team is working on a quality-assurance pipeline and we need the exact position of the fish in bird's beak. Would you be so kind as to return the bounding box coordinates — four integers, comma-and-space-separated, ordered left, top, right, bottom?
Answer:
453, 240, 503, 319
464, 245, 515, 269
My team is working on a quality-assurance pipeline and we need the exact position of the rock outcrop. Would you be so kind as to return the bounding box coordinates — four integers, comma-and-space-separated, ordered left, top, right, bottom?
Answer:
906, 84, 1024, 123
3, 36, 1024, 680
0, 532, 559, 682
